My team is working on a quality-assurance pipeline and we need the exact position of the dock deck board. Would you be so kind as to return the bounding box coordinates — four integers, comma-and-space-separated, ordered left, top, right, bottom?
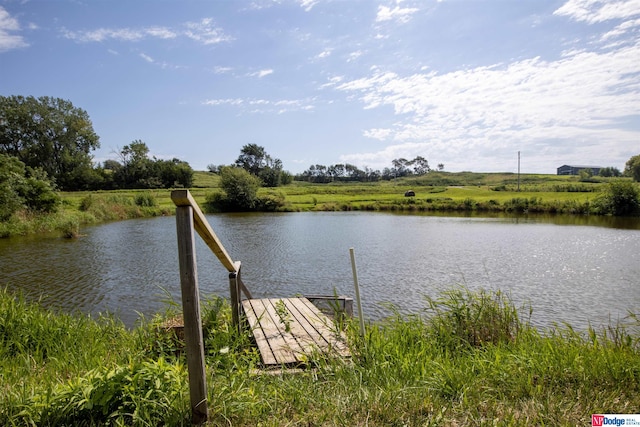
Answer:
242, 297, 350, 367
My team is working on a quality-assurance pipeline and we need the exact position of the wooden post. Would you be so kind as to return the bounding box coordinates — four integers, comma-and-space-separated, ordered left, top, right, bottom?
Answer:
228, 261, 242, 332
350, 248, 366, 337
175, 206, 208, 425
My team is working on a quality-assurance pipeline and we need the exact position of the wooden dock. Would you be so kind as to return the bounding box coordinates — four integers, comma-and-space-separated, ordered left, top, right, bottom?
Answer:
242, 297, 350, 367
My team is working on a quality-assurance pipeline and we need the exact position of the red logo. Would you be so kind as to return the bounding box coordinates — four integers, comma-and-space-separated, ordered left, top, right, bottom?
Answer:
592, 415, 604, 426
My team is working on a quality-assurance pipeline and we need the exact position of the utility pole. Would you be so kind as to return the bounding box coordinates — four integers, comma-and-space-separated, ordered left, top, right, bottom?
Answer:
517, 151, 521, 192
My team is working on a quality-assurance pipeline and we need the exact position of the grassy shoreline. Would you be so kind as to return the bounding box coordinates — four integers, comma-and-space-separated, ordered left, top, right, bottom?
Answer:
1, 171, 637, 238
1, 287, 638, 426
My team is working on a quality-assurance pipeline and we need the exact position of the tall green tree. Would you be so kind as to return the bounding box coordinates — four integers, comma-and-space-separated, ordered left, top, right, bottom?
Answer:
0, 95, 100, 190
112, 141, 194, 189
155, 158, 194, 188
411, 156, 431, 175
114, 140, 152, 188
234, 143, 286, 186
235, 143, 271, 176
624, 154, 640, 182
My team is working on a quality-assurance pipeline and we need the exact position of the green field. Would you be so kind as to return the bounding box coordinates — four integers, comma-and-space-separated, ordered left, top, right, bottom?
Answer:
0, 171, 634, 238
57, 171, 617, 214
199, 171, 605, 211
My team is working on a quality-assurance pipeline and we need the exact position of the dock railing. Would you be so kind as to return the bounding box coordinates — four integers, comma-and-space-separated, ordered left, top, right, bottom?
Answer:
171, 189, 252, 326
171, 189, 252, 425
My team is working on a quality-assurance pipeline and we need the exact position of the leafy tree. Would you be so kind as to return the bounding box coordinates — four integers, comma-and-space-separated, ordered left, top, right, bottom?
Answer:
259, 166, 281, 187
235, 144, 272, 176
345, 163, 364, 181
215, 166, 262, 211
411, 156, 430, 175
624, 154, 640, 182
114, 140, 151, 188
0, 154, 24, 220
234, 144, 286, 186
0, 95, 100, 190
578, 168, 594, 181
0, 154, 59, 220
280, 170, 293, 185
111, 141, 193, 189
155, 158, 194, 188
599, 167, 621, 177
391, 158, 411, 177
207, 164, 225, 174
595, 180, 640, 216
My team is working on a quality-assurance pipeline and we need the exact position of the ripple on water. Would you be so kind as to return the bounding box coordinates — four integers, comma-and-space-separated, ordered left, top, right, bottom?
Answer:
1, 213, 639, 329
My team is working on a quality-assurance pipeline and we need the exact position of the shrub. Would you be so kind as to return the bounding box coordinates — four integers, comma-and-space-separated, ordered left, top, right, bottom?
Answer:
134, 192, 158, 207
33, 359, 188, 426
424, 288, 526, 352
257, 192, 286, 211
205, 167, 262, 212
0, 154, 59, 220
594, 180, 640, 216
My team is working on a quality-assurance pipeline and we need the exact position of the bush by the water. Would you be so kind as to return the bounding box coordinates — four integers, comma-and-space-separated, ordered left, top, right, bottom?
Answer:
594, 180, 640, 216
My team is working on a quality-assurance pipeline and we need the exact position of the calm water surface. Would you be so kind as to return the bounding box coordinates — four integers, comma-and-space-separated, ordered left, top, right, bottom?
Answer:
1, 212, 639, 329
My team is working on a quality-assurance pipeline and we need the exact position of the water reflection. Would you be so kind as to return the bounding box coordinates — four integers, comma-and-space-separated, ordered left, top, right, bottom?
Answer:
1, 212, 639, 329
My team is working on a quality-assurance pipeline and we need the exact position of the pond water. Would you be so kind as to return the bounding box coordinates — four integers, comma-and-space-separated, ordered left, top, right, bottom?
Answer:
1, 212, 639, 330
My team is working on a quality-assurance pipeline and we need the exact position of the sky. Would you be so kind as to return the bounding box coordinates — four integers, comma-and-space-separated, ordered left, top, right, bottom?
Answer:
1, 0, 639, 175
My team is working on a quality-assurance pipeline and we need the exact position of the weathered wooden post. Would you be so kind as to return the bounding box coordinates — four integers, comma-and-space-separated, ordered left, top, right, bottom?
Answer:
175, 205, 208, 425
228, 260, 242, 333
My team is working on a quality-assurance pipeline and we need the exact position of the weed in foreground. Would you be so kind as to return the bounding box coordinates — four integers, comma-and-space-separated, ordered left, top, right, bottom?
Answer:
2, 288, 639, 426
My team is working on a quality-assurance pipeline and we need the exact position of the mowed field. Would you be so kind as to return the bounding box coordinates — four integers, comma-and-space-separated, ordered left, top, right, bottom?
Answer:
58, 170, 609, 214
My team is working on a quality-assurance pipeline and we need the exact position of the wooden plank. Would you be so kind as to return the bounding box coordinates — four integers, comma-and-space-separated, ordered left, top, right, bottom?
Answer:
241, 300, 276, 365
243, 297, 350, 367
280, 298, 331, 353
260, 299, 307, 364
268, 298, 320, 358
245, 299, 298, 365
286, 298, 350, 357
171, 190, 236, 272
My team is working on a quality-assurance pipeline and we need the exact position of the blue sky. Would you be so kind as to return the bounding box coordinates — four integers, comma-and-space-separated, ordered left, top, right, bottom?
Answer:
1, 0, 639, 174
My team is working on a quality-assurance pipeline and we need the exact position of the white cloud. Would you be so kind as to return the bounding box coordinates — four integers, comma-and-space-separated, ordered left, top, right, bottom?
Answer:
0, 6, 28, 52
554, 0, 640, 24
297, 0, 318, 12
347, 50, 363, 62
202, 98, 244, 106
329, 38, 640, 171
376, 3, 419, 24
139, 53, 154, 63
248, 69, 274, 78
184, 18, 232, 44
316, 49, 332, 59
145, 26, 178, 39
202, 96, 315, 113
63, 27, 149, 42
363, 128, 392, 140
212, 66, 233, 74
62, 18, 231, 45
600, 17, 640, 42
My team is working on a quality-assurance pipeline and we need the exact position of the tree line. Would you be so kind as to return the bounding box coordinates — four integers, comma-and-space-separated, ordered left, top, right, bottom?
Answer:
0, 95, 195, 192
295, 157, 445, 183
2, 94, 640, 218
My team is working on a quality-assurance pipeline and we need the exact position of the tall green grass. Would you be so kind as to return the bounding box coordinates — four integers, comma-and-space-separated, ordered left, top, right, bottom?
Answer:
1, 287, 638, 426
